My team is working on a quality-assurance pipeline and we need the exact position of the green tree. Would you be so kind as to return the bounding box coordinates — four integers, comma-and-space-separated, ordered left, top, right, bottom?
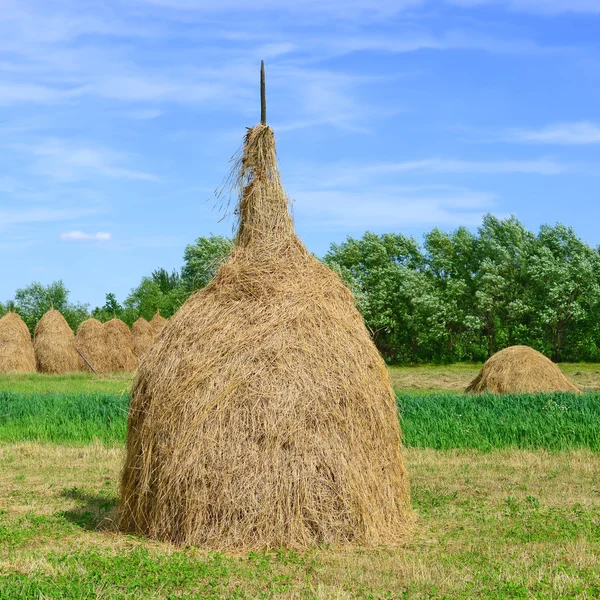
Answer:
13, 281, 89, 333
182, 235, 233, 291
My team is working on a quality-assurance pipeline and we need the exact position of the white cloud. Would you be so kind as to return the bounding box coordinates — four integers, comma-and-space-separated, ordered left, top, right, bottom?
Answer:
60, 230, 112, 241
506, 122, 600, 145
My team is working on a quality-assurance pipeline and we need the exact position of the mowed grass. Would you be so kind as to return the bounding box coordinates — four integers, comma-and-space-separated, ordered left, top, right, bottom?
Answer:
0, 372, 133, 395
1, 443, 599, 599
2, 390, 600, 451
388, 362, 600, 392
2, 363, 599, 395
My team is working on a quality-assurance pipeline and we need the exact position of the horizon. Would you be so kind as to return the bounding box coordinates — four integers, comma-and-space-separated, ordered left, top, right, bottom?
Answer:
2, 0, 600, 307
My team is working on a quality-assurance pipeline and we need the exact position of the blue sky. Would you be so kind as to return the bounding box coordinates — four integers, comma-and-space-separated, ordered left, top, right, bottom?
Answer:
1, 0, 600, 307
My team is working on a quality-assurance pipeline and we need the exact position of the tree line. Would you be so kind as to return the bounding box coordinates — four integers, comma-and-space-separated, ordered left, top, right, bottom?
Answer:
3, 215, 600, 363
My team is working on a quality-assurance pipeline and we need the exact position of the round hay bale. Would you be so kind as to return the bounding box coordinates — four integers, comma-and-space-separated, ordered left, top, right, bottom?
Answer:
131, 317, 155, 359
0, 312, 36, 373
465, 345, 580, 394
76, 318, 110, 374
105, 318, 138, 373
34, 309, 79, 374
150, 311, 167, 337
119, 125, 411, 550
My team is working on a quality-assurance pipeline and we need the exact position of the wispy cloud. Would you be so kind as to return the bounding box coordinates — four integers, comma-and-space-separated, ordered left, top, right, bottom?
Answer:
0, 206, 100, 229
293, 186, 498, 230
364, 158, 570, 175
505, 122, 600, 145
60, 230, 112, 241
16, 139, 159, 182
446, 0, 600, 15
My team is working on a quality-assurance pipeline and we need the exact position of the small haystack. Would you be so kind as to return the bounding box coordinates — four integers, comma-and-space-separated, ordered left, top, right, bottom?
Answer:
76, 318, 110, 374
131, 317, 155, 359
34, 309, 79, 374
0, 312, 36, 373
119, 72, 411, 550
150, 311, 167, 337
466, 345, 580, 394
105, 318, 138, 373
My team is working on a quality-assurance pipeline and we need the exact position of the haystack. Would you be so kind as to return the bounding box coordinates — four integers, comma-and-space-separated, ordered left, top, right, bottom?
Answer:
119, 89, 411, 549
0, 312, 36, 373
131, 317, 155, 359
466, 345, 580, 394
105, 318, 138, 373
150, 311, 167, 336
34, 309, 79, 374
76, 318, 110, 374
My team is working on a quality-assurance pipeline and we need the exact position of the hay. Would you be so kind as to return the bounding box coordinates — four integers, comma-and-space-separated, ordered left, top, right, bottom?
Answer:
465, 345, 581, 394
0, 312, 36, 373
105, 318, 138, 373
76, 318, 110, 374
34, 309, 79, 374
119, 124, 411, 550
132, 318, 155, 359
150, 311, 167, 336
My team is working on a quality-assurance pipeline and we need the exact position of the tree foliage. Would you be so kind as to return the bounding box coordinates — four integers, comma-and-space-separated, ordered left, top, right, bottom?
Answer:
5, 218, 600, 363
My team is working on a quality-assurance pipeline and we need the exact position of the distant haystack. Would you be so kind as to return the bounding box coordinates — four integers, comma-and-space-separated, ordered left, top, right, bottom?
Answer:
0, 312, 36, 373
150, 311, 167, 337
105, 318, 138, 372
76, 318, 110, 373
466, 345, 580, 394
132, 318, 155, 359
34, 309, 78, 374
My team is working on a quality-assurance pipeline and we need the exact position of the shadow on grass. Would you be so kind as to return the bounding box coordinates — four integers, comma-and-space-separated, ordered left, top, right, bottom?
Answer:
58, 486, 118, 531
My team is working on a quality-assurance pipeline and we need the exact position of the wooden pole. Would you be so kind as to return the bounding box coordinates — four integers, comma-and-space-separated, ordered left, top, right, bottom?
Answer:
260, 60, 266, 125
76, 347, 97, 374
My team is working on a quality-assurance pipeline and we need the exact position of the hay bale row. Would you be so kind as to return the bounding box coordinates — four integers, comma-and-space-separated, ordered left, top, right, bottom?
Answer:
34, 309, 79, 374
76, 317, 146, 374
0, 309, 165, 375
132, 318, 155, 359
0, 312, 36, 373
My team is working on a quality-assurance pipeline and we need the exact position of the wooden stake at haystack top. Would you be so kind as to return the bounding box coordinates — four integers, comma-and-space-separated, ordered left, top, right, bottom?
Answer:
119, 63, 412, 550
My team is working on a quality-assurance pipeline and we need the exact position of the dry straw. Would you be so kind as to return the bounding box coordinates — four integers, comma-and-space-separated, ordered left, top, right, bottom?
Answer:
466, 345, 580, 394
150, 311, 167, 337
76, 318, 110, 373
0, 312, 36, 373
119, 122, 411, 549
105, 318, 138, 373
34, 309, 79, 374
132, 317, 155, 359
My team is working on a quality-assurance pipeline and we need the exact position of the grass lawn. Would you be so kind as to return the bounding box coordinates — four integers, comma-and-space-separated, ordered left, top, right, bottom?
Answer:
1, 371, 599, 598
1, 443, 599, 599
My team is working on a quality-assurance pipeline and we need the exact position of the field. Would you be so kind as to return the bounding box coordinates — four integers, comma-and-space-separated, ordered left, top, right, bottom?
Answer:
1, 369, 600, 599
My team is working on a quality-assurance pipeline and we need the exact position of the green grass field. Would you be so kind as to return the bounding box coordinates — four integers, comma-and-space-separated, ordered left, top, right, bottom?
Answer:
1, 370, 599, 599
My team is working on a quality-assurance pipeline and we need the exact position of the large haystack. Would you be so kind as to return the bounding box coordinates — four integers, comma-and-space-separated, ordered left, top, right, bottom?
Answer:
119, 122, 411, 550
76, 318, 110, 374
0, 312, 36, 373
34, 309, 79, 374
150, 311, 167, 337
466, 345, 580, 394
105, 318, 138, 373
131, 317, 155, 360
